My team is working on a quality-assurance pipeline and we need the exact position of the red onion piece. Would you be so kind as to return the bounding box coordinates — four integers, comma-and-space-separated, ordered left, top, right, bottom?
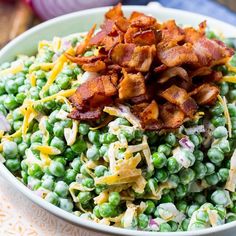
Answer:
25, 0, 120, 20
185, 125, 205, 135
179, 137, 195, 151
0, 113, 11, 132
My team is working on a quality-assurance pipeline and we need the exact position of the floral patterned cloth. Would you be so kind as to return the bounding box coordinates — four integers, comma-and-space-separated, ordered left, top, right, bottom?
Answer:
0, 176, 106, 236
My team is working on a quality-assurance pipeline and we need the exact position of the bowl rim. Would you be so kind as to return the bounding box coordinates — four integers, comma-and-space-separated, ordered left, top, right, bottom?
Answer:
1, 5, 236, 235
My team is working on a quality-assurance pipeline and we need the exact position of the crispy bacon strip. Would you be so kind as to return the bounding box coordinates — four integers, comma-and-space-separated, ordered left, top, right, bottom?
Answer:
157, 67, 188, 84
189, 83, 219, 105
105, 3, 123, 20
65, 54, 106, 65
110, 43, 156, 72
140, 100, 159, 125
69, 75, 117, 111
160, 102, 185, 129
119, 70, 146, 100
82, 61, 106, 72
161, 85, 198, 117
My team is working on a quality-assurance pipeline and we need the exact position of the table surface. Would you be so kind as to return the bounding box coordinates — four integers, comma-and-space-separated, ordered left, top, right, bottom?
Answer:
0, 175, 106, 236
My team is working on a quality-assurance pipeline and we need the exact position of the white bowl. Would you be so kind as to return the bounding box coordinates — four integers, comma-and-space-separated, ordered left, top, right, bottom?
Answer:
1, 5, 236, 236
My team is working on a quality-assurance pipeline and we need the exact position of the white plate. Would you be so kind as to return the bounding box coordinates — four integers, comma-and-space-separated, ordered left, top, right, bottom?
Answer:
0, 5, 236, 236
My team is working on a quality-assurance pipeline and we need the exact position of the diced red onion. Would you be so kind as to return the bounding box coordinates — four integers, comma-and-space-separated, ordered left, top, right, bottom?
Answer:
179, 137, 195, 152
0, 113, 11, 132
149, 218, 158, 226
24, 0, 120, 20
185, 125, 205, 135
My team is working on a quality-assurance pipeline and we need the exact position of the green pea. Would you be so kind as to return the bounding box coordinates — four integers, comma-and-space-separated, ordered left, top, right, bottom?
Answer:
4, 95, 18, 110
175, 184, 187, 198
44, 100, 57, 110
95, 184, 107, 195
56, 75, 71, 89
167, 157, 180, 174
207, 147, 224, 164
31, 131, 43, 143
79, 123, 90, 135
160, 193, 174, 203
12, 108, 23, 121
71, 139, 87, 154
64, 169, 77, 184
13, 120, 23, 131
193, 161, 207, 179
189, 134, 201, 147
211, 103, 223, 116
93, 205, 102, 218
187, 204, 200, 217
176, 200, 188, 213
15, 76, 25, 86
194, 193, 206, 205
165, 133, 176, 146
146, 178, 158, 193
94, 165, 107, 177
0, 82, 6, 95
194, 150, 204, 161
99, 145, 108, 157
213, 126, 228, 139
218, 168, 229, 182
169, 221, 178, 232
99, 203, 116, 218
205, 173, 219, 185
99, 133, 117, 144
35, 70, 46, 79
82, 178, 94, 188
138, 213, 149, 229
168, 174, 180, 188
28, 163, 43, 179
205, 162, 215, 175
181, 218, 190, 231
219, 82, 229, 95
0, 104, 7, 116
157, 144, 172, 156
80, 164, 90, 177
53, 122, 64, 138
109, 192, 120, 206
3, 141, 18, 159
228, 104, 236, 117
41, 178, 55, 190
88, 130, 100, 144
29, 87, 40, 100
227, 214, 236, 223
54, 181, 69, 198
159, 222, 172, 232
45, 192, 59, 206
211, 190, 228, 205
49, 161, 65, 177
5, 158, 20, 172
49, 84, 60, 95
216, 205, 227, 219
180, 168, 195, 185
78, 191, 92, 205
219, 139, 230, 153
18, 142, 28, 156
155, 169, 168, 182
86, 145, 100, 161
229, 89, 236, 101
211, 116, 226, 127
5, 80, 18, 94
152, 152, 167, 169
71, 158, 82, 173
59, 198, 73, 212
144, 200, 155, 215
50, 137, 66, 152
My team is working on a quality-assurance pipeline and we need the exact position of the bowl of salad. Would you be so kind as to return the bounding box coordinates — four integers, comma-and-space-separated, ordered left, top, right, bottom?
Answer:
1, 4, 236, 236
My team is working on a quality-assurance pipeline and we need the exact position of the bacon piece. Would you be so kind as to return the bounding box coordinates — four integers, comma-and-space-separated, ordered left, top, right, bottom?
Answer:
161, 20, 185, 43
68, 108, 102, 120
140, 100, 159, 125
115, 17, 130, 32
76, 24, 96, 55
160, 103, 185, 129
157, 67, 188, 84
109, 43, 156, 72
157, 43, 198, 67
189, 83, 219, 105
161, 85, 198, 117
65, 54, 106, 65
129, 12, 157, 28
119, 70, 146, 100
133, 29, 159, 46
154, 64, 168, 73
189, 67, 212, 79
69, 75, 117, 111
82, 61, 106, 72
105, 3, 123, 20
